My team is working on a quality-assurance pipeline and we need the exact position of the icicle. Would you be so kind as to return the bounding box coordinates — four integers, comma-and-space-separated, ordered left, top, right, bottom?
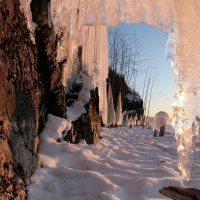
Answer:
116, 92, 123, 126
172, 90, 199, 180
107, 83, 116, 126
129, 116, 133, 128
93, 25, 109, 125
125, 115, 130, 127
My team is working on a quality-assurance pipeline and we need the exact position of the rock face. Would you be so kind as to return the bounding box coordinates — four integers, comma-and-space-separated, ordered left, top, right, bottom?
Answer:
31, 0, 66, 124
0, 0, 39, 199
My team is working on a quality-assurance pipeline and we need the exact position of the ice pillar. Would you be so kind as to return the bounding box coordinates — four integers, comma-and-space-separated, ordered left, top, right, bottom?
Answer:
81, 25, 108, 125
172, 0, 200, 180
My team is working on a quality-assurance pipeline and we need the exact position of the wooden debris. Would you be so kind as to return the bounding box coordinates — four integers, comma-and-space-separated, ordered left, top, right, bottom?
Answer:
159, 186, 200, 200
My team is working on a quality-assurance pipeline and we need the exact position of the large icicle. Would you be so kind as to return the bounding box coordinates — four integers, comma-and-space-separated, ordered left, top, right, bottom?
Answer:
116, 92, 123, 126
94, 25, 109, 125
81, 25, 109, 125
171, 1, 200, 180
172, 89, 200, 180
107, 83, 116, 126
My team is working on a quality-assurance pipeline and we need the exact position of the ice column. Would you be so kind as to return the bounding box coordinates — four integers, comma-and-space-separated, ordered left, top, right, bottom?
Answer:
107, 83, 116, 126
171, 0, 200, 180
94, 25, 109, 125
81, 26, 95, 76
81, 25, 108, 125
116, 92, 123, 126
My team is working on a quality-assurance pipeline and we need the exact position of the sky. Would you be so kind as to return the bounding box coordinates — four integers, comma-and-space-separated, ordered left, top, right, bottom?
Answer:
109, 23, 176, 118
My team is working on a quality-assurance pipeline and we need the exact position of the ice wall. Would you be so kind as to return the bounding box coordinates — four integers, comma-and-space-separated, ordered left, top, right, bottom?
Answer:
19, 0, 200, 179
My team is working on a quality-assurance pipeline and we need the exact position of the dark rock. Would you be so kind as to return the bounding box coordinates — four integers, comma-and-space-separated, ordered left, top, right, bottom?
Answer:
65, 88, 101, 144
159, 126, 165, 137
66, 82, 83, 108
108, 68, 144, 120
32, 0, 66, 119
71, 83, 82, 94
66, 99, 75, 107
10, 91, 38, 182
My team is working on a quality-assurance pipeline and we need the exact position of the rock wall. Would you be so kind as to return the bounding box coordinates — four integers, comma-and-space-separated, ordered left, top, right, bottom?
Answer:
0, 0, 102, 199
0, 0, 39, 199
31, 0, 67, 122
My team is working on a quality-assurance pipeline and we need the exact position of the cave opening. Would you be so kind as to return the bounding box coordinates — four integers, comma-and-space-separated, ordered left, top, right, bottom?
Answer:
108, 23, 176, 124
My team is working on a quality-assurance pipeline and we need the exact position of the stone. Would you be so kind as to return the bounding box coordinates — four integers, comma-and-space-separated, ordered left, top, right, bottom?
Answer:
65, 88, 101, 144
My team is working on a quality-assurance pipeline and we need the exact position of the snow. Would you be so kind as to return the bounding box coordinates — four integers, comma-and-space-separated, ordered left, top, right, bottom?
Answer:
28, 115, 200, 200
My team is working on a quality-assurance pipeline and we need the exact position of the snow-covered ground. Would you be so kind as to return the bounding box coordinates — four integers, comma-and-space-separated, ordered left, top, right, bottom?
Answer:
27, 116, 200, 200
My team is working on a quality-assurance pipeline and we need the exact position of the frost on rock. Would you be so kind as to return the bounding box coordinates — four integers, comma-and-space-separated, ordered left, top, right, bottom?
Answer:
154, 111, 169, 131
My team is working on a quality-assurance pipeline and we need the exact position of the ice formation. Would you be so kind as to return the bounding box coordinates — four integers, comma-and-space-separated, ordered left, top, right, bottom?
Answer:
20, 0, 200, 179
154, 111, 169, 131
116, 93, 123, 126
107, 84, 116, 126
125, 115, 130, 127
81, 25, 109, 125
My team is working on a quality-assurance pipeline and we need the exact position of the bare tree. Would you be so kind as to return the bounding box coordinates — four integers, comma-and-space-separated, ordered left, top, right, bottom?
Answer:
108, 27, 142, 108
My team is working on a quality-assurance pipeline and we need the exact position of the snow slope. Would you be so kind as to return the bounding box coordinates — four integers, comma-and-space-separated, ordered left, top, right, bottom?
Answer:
28, 115, 200, 200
